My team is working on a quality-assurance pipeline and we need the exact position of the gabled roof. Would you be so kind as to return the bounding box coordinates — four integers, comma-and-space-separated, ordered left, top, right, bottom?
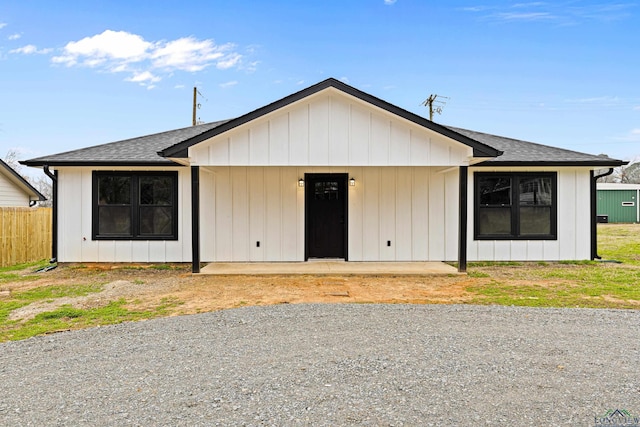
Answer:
21, 78, 626, 169
448, 127, 627, 167
158, 78, 502, 159
0, 159, 46, 201
21, 120, 230, 167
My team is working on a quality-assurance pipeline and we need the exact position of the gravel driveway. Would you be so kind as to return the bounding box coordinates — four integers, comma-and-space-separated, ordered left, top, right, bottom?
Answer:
1, 304, 639, 426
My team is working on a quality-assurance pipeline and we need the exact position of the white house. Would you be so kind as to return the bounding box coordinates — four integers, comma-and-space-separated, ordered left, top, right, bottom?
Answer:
0, 159, 45, 207
23, 79, 625, 272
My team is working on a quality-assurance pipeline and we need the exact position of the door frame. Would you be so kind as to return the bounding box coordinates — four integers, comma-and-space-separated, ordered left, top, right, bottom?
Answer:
304, 173, 349, 261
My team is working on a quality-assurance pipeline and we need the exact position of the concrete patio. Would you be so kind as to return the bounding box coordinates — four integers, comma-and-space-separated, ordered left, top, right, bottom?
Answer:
198, 261, 460, 275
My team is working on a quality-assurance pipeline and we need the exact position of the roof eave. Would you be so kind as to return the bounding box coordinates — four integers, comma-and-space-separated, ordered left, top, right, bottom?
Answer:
474, 160, 628, 167
1, 159, 46, 200
21, 160, 184, 167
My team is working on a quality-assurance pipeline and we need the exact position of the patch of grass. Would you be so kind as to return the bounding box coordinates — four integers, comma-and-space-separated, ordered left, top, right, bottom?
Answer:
0, 299, 173, 342
464, 224, 640, 309
13, 284, 104, 302
466, 262, 640, 309
0, 260, 49, 273
35, 306, 85, 320
557, 260, 598, 265
598, 224, 640, 265
467, 271, 490, 278
149, 264, 179, 270
467, 261, 524, 268
0, 301, 29, 322
0, 260, 49, 284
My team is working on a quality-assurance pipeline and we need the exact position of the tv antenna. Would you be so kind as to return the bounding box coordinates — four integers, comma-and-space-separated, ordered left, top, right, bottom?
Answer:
421, 94, 449, 121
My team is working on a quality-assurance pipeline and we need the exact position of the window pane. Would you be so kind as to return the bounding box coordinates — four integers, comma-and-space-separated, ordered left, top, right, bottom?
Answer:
519, 177, 552, 206
520, 207, 551, 235
98, 206, 131, 235
314, 181, 339, 200
139, 207, 172, 235
98, 176, 130, 205
479, 177, 511, 205
140, 176, 172, 205
478, 207, 511, 235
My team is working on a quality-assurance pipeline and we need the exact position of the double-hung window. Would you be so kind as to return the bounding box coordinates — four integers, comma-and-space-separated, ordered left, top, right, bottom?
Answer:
474, 172, 557, 240
92, 171, 178, 240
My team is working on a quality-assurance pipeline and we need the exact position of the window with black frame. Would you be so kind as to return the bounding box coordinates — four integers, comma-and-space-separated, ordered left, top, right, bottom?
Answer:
475, 172, 557, 240
93, 172, 178, 240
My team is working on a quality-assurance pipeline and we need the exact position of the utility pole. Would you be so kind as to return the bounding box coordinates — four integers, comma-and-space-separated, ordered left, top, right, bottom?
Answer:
192, 87, 206, 126
192, 87, 197, 126
421, 94, 449, 121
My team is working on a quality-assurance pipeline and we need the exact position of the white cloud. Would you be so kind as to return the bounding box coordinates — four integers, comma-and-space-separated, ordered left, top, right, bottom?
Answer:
50, 30, 246, 87
496, 12, 554, 21
174, 84, 185, 89
462, 2, 634, 24
0, 23, 7, 30
151, 37, 236, 72
9, 44, 52, 55
613, 128, 640, 142
52, 30, 152, 67
126, 70, 161, 83
8, 33, 21, 40
219, 80, 238, 88
384, 0, 397, 4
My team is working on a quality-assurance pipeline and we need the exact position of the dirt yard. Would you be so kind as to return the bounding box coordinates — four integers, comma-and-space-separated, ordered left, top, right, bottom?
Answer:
4, 263, 483, 321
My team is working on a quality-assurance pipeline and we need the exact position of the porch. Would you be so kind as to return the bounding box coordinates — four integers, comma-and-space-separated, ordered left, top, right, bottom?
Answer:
198, 261, 461, 275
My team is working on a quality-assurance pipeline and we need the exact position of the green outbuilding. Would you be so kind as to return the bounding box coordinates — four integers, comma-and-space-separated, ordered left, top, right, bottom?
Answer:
597, 183, 640, 223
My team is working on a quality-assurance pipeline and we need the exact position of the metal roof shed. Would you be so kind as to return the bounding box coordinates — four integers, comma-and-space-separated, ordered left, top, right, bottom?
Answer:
597, 183, 640, 223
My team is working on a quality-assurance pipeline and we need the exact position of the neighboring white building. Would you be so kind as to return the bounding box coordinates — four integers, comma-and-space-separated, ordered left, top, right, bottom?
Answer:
0, 159, 45, 207
23, 79, 626, 271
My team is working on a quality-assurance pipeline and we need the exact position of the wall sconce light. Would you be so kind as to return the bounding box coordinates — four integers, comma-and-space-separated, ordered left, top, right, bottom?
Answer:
298, 178, 305, 187
349, 177, 356, 186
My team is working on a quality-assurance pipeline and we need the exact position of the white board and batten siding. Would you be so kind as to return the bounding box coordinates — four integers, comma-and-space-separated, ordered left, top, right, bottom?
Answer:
199, 166, 461, 262
56, 166, 191, 263
52, 87, 596, 263
0, 172, 31, 207
189, 89, 473, 168
466, 167, 593, 261
191, 89, 474, 262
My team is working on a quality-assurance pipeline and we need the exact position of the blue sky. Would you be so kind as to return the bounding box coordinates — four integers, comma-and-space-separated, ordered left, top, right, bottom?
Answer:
1, 0, 639, 176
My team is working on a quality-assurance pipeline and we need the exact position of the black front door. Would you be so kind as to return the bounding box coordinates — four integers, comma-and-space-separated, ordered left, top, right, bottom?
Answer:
305, 173, 347, 260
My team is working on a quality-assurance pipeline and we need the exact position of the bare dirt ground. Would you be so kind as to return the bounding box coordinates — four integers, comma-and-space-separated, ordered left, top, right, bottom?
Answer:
3, 263, 485, 321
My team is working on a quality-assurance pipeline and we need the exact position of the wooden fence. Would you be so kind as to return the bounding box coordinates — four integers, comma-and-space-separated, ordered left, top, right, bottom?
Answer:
0, 207, 51, 267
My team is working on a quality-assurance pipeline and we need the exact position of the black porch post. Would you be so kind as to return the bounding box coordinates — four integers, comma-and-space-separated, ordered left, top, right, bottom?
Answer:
191, 166, 200, 273
458, 166, 468, 273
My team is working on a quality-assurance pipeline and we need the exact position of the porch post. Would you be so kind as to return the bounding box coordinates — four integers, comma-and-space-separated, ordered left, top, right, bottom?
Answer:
458, 166, 468, 273
191, 166, 200, 273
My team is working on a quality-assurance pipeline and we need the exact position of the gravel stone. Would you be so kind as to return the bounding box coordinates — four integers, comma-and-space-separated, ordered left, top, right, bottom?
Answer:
0, 304, 639, 426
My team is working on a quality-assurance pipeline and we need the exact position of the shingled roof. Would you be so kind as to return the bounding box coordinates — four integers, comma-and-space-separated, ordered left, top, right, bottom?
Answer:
23, 120, 625, 168
448, 126, 626, 167
22, 120, 230, 167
